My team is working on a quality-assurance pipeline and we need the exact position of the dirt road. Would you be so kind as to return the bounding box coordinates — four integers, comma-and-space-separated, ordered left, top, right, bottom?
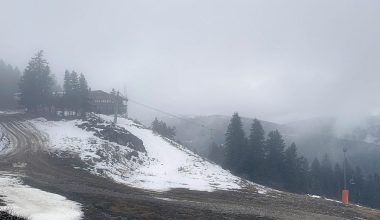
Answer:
1, 114, 380, 220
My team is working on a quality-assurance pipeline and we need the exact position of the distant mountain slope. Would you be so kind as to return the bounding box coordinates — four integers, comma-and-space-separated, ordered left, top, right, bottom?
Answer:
279, 116, 380, 175
163, 115, 279, 155
163, 115, 380, 175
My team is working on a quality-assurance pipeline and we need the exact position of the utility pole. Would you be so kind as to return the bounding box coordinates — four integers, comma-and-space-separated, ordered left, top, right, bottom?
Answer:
113, 91, 119, 124
123, 84, 128, 118
342, 147, 349, 204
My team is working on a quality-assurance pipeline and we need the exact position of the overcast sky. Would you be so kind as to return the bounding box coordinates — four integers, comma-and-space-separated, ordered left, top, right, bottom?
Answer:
1, 0, 380, 123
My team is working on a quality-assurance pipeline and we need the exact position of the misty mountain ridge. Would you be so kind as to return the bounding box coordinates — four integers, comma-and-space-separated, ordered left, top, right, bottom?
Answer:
159, 114, 380, 175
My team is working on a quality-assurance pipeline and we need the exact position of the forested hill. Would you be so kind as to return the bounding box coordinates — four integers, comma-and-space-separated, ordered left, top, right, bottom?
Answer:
0, 60, 20, 109
163, 115, 278, 155
163, 115, 380, 176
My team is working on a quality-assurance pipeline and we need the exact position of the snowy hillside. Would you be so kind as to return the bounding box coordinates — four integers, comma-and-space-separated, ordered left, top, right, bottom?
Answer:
31, 115, 264, 193
31, 118, 147, 182
101, 115, 244, 192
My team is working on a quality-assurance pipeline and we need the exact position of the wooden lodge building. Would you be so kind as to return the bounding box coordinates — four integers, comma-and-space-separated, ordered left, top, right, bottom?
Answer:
89, 90, 127, 115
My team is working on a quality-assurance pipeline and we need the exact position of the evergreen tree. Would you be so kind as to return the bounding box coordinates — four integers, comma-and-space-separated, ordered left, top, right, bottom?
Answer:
152, 117, 159, 131
297, 156, 310, 193
63, 70, 90, 116
79, 73, 90, 116
208, 142, 225, 165
247, 119, 265, 180
320, 154, 334, 196
151, 118, 176, 139
70, 71, 80, 114
310, 158, 322, 195
19, 50, 54, 112
0, 60, 20, 109
265, 130, 286, 183
63, 70, 72, 113
333, 163, 343, 198
283, 143, 299, 191
224, 113, 246, 173
351, 166, 364, 203
110, 88, 116, 96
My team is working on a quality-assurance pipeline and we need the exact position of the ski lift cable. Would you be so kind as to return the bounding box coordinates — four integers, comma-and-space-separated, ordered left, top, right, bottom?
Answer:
128, 98, 215, 134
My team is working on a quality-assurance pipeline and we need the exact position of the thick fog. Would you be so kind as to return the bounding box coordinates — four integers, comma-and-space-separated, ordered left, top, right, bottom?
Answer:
1, 0, 380, 123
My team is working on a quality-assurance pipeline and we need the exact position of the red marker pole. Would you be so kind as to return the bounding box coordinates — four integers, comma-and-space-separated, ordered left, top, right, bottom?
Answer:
342, 190, 349, 205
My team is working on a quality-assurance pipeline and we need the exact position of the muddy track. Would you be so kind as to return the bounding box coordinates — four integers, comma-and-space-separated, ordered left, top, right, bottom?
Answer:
1, 114, 380, 220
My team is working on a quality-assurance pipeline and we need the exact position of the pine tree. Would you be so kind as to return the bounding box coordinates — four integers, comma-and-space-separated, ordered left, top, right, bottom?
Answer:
152, 117, 159, 131
247, 119, 265, 180
224, 113, 246, 173
79, 73, 90, 116
310, 158, 322, 195
351, 166, 364, 203
283, 143, 299, 191
19, 50, 53, 112
333, 163, 343, 198
110, 88, 116, 96
297, 156, 309, 193
0, 60, 20, 108
70, 71, 80, 115
265, 130, 286, 183
320, 154, 334, 196
151, 118, 176, 139
63, 70, 72, 114
208, 142, 225, 165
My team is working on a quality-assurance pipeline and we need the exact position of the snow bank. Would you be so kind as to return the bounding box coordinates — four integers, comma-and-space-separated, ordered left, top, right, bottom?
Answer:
0, 172, 82, 220
101, 115, 243, 192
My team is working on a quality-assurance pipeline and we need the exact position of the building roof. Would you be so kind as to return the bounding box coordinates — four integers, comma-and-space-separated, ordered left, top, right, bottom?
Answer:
89, 90, 127, 101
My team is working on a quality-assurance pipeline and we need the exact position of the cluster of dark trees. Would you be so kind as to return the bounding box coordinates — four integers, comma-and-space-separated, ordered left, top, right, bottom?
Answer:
210, 112, 380, 209
62, 70, 90, 116
0, 60, 21, 109
151, 118, 176, 139
18, 51, 90, 116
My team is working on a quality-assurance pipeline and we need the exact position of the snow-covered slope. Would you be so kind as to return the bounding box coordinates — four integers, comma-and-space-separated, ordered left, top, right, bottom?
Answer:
0, 172, 82, 220
101, 115, 243, 192
31, 118, 146, 181
31, 115, 266, 193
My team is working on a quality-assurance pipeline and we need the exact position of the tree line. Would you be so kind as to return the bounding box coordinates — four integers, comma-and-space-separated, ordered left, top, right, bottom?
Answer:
0, 60, 21, 109
18, 50, 91, 116
151, 118, 176, 139
210, 112, 380, 209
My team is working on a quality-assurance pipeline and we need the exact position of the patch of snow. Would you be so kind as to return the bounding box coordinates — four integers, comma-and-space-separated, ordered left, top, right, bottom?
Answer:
307, 194, 343, 204
0, 110, 24, 115
0, 172, 82, 220
100, 115, 245, 192
0, 127, 10, 153
307, 194, 321, 199
257, 188, 267, 194
324, 198, 341, 203
154, 197, 176, 202
29, 118, 147, 184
